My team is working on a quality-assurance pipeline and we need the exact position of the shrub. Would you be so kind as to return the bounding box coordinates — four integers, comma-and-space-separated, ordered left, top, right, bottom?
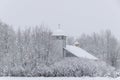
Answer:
108, 70, 120, 78
10, 66, 25, 76
31, 63, 53, 77
50, 57, 114, 77
8, 57, 115, 77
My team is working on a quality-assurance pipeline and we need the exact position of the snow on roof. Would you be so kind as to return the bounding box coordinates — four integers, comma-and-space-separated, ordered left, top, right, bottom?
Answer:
74, 41, 79, 45
74, 41, 79, 44
65, 45, 98, 60
52, 28, 66, 36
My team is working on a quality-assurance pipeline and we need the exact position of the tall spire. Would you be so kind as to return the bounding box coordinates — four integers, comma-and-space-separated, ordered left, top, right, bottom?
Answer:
58, 24, 61, 29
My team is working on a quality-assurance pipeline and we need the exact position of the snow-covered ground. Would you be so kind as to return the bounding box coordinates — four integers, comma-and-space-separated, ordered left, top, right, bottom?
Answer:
0, 77, 119, 80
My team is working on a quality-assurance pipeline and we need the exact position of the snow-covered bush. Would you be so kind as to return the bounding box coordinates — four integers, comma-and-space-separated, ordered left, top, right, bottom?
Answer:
10, 66, 25, 76
10, 63, 53, 77
115, 71, 120, 77
8, 57, 115, 77
0, 66, 9, 76
31, 63, 53, 77
50, 57, 114, 77
107, 70, 120, 78
91, 60, 115, 77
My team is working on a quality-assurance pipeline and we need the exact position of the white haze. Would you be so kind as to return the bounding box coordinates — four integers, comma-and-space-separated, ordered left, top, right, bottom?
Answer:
0, 0, 120, 38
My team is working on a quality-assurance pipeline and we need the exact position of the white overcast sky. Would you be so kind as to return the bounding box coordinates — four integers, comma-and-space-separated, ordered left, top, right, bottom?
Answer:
0, 0, 120, 38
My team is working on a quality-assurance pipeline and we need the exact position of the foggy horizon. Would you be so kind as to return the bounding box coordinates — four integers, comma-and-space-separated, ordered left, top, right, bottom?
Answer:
0, 0, 120, 38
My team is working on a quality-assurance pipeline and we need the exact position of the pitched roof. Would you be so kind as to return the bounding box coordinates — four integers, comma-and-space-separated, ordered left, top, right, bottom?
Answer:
65, 45, 98, 60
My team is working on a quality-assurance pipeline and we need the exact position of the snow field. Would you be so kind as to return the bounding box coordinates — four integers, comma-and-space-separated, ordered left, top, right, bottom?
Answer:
0, 77, 117, 80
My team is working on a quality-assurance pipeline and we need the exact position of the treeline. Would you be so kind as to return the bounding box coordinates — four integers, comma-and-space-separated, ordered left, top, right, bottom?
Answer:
0, 21, 120, 77
0, 22, 60, 76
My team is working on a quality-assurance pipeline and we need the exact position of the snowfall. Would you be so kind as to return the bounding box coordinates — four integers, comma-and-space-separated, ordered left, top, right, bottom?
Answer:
0, 77, 120, 80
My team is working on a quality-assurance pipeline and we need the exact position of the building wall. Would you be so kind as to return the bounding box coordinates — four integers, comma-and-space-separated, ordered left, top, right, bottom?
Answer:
65, 49, 77, 57
52, 36, 66, 58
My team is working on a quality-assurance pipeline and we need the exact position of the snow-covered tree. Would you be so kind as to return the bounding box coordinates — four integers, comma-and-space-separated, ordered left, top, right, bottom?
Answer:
67, 36, 75, 45
0, 22, 16, 76
77, 30, 119, 67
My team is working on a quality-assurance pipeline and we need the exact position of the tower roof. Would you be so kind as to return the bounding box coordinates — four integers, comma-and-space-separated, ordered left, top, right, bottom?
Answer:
52, 27, 66, 36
